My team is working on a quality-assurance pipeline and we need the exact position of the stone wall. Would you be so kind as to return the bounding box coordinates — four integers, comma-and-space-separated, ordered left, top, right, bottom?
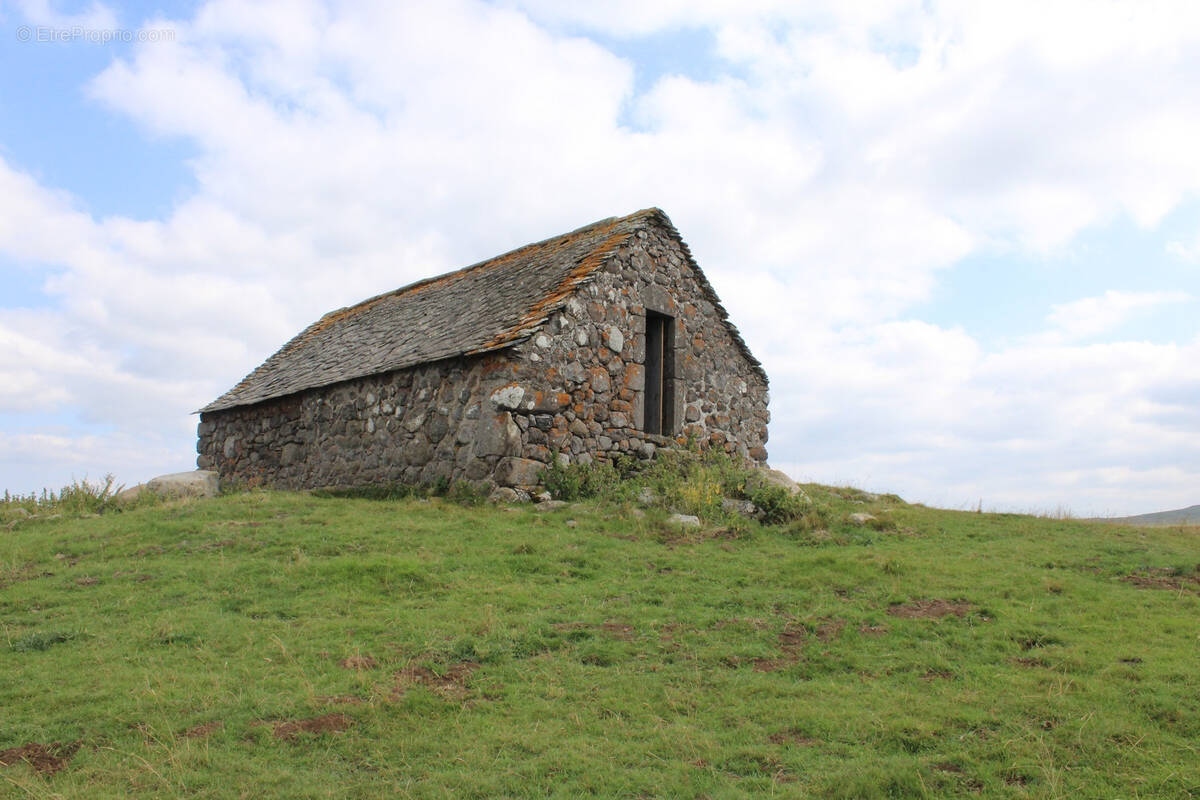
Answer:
476, 217, 770, 483
197, 354, 536, 489
197, 217, 769, 490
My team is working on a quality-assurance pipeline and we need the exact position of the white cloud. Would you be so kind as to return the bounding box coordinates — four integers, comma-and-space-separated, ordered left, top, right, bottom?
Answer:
1166, 234, 1200, 263
2, 0, 1200, 514
1044, 290, 1192, 341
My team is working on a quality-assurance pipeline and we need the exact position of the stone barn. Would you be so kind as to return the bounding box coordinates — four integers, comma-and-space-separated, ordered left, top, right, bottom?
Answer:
196, 208, 770, 490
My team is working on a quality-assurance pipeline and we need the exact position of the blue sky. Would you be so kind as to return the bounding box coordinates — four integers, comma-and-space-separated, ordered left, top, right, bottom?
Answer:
1, 0, 1198, 516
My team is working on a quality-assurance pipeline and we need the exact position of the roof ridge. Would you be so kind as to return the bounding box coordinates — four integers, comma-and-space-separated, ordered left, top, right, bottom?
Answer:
317, 208, 662, 325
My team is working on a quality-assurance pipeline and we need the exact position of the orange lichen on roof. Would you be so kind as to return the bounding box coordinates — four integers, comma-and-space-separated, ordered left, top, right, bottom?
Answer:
476, 226, 630, 351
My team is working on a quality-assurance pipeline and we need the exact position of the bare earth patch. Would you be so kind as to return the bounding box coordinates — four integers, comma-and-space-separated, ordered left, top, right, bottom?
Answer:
887, 599, 973, 619
339, 655, 377, 670
183, 721, 223, 739
392, 661, 478, 701
768, 730, 819, 747
814, 618, 846, 642
272, 714, 353, 741
858, 624, 889, 636
751, 624, 810, 672
1122, 568, 1199, 593
600, 621, 635, 640
0, 741, 81, 775
777, 625, 808, 648
74, 576, 99, 586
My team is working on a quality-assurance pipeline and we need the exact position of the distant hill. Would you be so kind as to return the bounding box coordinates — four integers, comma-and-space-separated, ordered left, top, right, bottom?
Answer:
1104, 504, 1200, 525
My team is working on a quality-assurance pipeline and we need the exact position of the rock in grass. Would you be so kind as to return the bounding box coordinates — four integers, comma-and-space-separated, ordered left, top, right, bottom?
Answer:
534, 500, 568, 512
848, 512, 876, 526
746, 467, 808, 500
118, 470, 219, 503
667, 513, 701, 528
636, 487, 658, 506
488, 487, 521, 504
147, 471, 219, 498
721, 498, 761, 519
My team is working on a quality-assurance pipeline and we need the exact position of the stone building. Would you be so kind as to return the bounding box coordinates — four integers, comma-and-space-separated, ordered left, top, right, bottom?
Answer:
196, 208, 769, 490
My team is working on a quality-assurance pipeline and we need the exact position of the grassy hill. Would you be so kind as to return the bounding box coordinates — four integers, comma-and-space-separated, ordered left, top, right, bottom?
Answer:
1102, 504, 1200, 526
1, 471, 1197, 798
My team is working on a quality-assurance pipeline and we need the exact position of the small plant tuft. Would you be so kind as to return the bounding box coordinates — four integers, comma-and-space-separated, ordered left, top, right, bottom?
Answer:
11, 631, 78, 652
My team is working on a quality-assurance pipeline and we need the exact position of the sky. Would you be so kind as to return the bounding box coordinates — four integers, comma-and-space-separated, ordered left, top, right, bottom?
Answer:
1, 0, 1198, 516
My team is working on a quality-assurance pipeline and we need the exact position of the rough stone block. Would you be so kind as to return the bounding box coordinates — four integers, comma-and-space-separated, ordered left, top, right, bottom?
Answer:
494, 457, 544, 488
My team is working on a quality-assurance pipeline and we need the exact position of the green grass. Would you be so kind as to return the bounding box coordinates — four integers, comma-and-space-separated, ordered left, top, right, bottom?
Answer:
0, 485, 1197, 798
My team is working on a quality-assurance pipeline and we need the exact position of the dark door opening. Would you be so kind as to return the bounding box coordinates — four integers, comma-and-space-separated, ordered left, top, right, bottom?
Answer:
644, 312, 675, 435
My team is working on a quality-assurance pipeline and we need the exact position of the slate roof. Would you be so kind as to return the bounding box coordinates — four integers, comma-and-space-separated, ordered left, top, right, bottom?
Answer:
202, 208, 764, 413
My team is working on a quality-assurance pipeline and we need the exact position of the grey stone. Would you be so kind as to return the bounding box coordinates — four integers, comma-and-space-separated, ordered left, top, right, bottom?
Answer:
534, 500, 568, 512
747, 467, 808, 499
721, 497, 761, 519
281, 443, 302, 466
490, 384, 526, 410
667, 513, 701, 528
636, 487, 658, 506
134, 470, 220, 500
488, 487, 521, 504
494, 457, 544, 487
848, 512, 876, 526
402, 436, 433, 465
474, 412, 521, 457
603, 325, 625, 354
562, 362, 587, 384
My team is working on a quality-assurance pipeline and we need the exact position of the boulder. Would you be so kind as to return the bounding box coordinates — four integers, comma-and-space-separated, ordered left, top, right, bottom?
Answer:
721, 497, 761, 519
747, 467, 807, 500
848, 512, 876, 526
119, 470, 219, 503
488, 487, 521, 504
667, 513, 701, 528
534, 500, 568, 512
493, 457, 544, 488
